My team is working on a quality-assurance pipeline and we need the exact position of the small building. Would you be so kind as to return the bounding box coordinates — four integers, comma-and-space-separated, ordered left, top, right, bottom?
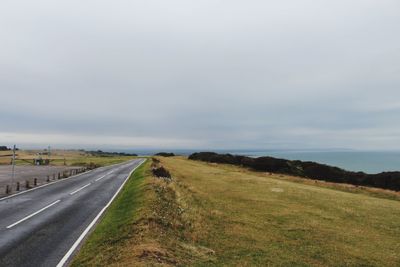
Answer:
33, 157, 49, 165
33, 158, 44, 165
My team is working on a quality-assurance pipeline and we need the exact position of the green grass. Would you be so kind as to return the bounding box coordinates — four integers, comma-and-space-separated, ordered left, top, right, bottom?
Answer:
72, 157, 400, 266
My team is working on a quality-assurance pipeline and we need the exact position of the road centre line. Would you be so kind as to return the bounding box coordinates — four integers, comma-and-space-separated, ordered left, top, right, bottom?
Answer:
69, 183, 91, 195
95, 175, 106, 182
6, 200, 61, 229
95, 169, 118, 182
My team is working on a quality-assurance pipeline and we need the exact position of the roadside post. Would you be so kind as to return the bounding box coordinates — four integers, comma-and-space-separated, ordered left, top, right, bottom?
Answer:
10, 144, 16, 193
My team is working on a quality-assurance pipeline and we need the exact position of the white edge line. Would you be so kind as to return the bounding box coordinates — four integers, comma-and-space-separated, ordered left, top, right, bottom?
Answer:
6, 200, 61, 229
0, 160, 135, 202
56, 159, 146, 267
69, 183, 91, 195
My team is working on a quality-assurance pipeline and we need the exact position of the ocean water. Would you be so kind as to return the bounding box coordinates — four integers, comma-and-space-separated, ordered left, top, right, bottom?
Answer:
229, 151, 400, 174
112, 149, 400, 174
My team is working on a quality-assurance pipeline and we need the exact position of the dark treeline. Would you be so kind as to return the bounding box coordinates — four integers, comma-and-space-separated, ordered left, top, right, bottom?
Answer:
189, 152, 400, 191
154, 152, 175, 157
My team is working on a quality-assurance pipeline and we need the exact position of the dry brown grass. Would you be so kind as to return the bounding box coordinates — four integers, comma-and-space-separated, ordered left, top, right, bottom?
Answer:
73, 156, 400, 266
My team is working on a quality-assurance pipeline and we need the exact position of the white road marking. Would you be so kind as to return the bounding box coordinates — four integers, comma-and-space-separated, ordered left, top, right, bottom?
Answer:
95, 175, 106, 182
56, 159, 146, 267
6, 200, 61, 229
94, 169, 116, 182
69, 183, 91, 195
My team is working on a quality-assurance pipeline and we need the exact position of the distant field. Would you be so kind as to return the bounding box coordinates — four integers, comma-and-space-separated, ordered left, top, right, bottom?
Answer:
0, 150, 137, 167
73, 156, 400, 266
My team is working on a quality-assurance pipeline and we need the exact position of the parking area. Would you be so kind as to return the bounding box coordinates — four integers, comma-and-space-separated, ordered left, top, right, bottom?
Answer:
0, 165, 83, 196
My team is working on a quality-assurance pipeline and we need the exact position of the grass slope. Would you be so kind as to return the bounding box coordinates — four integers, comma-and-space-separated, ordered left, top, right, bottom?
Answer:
73, 157, 400, 266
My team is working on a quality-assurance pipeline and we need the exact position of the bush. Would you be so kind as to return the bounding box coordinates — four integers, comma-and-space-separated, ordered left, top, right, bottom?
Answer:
152, 166, 171, 178
154, 152, 175, 157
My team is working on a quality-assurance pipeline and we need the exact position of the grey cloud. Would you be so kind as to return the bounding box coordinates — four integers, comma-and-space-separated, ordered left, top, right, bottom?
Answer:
0, 0, 399, 149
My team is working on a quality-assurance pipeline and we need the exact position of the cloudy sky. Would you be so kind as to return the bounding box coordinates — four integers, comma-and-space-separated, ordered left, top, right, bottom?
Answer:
1, 0, 399, 150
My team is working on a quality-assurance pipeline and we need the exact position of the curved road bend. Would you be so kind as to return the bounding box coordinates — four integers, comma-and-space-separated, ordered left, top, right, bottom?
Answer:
0, 158, 145, 267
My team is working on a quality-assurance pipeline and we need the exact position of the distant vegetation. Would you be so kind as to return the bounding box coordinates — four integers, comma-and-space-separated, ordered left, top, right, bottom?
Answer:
154, 152, 175, 157
0, 146, 18, 151
189, 152, 400, 191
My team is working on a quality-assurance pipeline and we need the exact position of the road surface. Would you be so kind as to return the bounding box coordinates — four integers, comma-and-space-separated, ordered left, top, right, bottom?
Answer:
0, 158, 145, 266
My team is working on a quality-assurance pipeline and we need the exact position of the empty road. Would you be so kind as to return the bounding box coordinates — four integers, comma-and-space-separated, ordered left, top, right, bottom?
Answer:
0, 158, 145, 267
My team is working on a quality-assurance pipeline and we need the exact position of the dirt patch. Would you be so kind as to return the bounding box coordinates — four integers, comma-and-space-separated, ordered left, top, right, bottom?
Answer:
271, 187, 284, 193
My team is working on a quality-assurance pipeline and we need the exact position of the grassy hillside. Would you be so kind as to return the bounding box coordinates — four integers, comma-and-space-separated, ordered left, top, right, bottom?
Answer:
72, 157, 400, 266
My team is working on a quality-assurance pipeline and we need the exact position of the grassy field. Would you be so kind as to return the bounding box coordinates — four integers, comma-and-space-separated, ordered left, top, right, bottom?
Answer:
0, 150, 137, 167
72, 156, 400, 266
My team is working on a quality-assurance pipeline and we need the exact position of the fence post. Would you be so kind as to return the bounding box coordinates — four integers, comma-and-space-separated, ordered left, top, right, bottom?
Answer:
25, 180, 30, 189
34, 178, 37, 186
6, 185, 10, 194
16, 182, 20, 191
47, 175, 50, 182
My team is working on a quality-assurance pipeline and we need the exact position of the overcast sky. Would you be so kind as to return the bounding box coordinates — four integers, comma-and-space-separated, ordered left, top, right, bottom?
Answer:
1, 0, 399, 150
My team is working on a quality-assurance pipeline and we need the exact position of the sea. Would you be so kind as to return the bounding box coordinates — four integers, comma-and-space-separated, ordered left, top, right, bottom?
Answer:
229, 150, 400, 174
113, 149, 400, 174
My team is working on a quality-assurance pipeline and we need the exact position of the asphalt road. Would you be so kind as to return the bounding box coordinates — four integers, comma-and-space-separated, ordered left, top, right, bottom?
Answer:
0, 158, 145, 267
